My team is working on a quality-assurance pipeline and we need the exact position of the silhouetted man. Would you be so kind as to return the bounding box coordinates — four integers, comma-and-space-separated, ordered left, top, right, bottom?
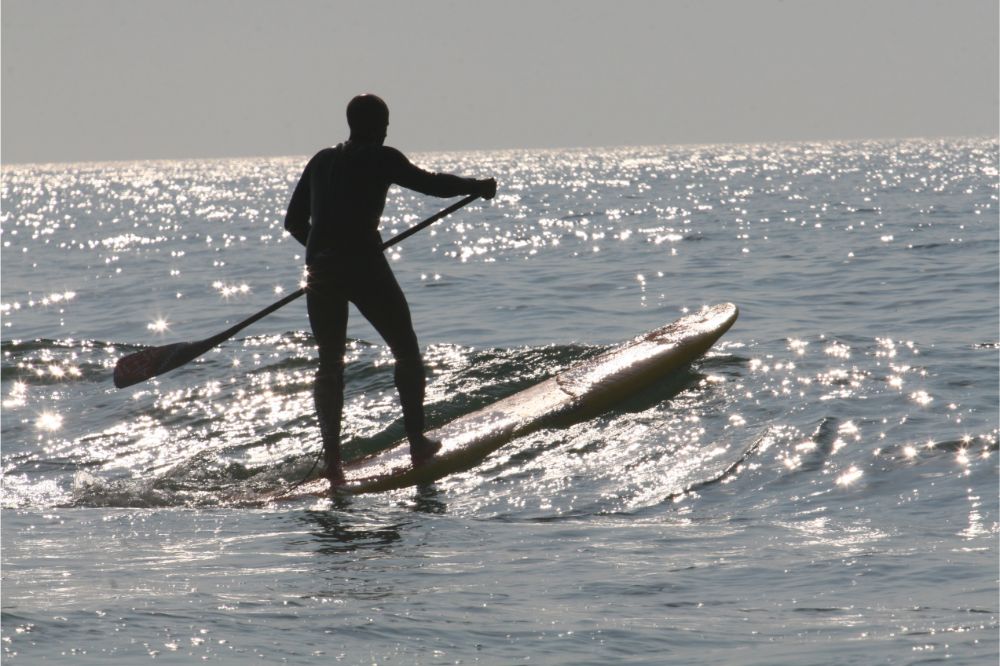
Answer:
284, 94, 496, 485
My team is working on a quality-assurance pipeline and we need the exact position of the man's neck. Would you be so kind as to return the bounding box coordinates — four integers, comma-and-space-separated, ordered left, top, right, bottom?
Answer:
348, 134, 385, 146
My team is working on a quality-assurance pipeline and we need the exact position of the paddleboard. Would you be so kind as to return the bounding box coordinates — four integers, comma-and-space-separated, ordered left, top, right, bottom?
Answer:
267, 303, 738, 499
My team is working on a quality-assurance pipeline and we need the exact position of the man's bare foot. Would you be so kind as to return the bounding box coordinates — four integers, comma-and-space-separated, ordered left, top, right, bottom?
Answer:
409, 435, 442, 466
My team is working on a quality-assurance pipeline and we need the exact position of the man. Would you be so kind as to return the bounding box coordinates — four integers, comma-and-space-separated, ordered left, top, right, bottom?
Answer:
284, 94, 496, 485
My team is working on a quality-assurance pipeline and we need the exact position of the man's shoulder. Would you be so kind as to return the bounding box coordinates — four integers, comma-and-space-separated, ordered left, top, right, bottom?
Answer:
377, 145, 414, 173
303, 146, 338, 168
305, 145, 352, 174
313, 144, 344, 160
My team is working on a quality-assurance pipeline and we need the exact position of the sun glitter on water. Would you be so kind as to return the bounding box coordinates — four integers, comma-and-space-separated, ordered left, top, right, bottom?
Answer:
147, 318, 170, 333
35, 411, 62, 432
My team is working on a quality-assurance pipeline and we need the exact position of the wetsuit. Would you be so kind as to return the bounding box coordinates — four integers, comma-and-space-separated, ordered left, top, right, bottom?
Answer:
284, 141, 484, 476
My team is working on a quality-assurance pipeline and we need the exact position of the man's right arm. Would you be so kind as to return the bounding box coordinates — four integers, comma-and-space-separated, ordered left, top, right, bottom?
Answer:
383, 147, 495, 200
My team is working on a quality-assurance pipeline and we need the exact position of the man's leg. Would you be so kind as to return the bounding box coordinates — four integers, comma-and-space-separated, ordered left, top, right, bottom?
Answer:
352, 257, 440, 464
306, 273, 349, 484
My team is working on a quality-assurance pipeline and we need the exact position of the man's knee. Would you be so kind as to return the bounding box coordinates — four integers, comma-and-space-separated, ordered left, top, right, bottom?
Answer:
386, 328, 421, 363
315, 358, 345, 387
393, 346, 424, 379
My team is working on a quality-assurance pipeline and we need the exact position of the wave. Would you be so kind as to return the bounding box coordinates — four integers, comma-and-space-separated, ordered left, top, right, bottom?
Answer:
3, 337, 743, 510
4, 331, 996, 518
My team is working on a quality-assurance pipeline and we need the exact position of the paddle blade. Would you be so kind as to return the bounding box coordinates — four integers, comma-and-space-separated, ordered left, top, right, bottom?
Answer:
113, 341, 211, 388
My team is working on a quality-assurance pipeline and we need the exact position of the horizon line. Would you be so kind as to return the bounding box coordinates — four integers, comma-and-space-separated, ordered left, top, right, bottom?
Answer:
2, 133, 996, 169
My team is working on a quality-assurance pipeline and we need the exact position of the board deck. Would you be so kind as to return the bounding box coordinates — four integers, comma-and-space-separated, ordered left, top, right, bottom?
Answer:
266, 303, 738, 499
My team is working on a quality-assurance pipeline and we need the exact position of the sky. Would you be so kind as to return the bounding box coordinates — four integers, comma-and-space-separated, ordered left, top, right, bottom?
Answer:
2, 0, 997, 164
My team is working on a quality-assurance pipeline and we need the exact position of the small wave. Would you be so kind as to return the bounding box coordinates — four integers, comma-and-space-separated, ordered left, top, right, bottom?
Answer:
875, 434, 999, 462
1, 338, 118, 384
47, 338, 737, 510
20, 340, 614, 508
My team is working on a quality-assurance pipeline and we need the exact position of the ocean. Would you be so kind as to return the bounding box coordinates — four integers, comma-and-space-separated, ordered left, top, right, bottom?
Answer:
2, 137, 997, 664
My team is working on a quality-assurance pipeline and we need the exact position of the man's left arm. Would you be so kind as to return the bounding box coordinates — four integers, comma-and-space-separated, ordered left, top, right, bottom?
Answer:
283, 160, 313, 247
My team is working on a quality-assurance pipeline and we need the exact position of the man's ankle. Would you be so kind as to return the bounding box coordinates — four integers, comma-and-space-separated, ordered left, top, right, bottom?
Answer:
409, 434, 441, 464
325, 464, 345, 485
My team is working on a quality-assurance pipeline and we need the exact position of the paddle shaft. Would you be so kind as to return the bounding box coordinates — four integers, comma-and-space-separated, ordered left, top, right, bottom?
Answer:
207, 193, 480, 344
113, 193, 480, 388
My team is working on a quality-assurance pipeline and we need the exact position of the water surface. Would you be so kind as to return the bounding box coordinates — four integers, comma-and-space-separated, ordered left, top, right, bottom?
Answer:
2, 138, 997, 663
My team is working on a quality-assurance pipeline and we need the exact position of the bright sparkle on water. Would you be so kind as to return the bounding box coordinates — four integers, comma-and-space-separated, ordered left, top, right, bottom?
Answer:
147, 317, 169, 332
35, 411, 62, 432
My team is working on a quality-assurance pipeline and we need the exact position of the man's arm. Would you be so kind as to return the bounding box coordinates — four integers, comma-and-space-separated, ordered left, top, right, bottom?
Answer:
383, 147, 495, 199
283, 159, 314, 247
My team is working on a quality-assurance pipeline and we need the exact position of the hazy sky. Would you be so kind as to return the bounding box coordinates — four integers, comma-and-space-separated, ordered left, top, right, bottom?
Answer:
2, 0, 997, 164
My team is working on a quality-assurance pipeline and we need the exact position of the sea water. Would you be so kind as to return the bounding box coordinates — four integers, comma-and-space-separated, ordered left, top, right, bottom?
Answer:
1, 138, 997, 664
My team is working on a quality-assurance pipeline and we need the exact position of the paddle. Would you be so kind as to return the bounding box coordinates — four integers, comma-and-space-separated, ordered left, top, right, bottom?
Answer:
113, 193, 481, 388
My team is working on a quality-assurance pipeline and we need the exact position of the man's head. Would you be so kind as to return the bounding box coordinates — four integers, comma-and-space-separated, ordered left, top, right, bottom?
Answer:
347, 94, 389, 144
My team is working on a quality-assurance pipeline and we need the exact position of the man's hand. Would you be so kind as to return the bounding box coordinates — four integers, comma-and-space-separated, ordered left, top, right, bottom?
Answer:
478, 178, 497, 200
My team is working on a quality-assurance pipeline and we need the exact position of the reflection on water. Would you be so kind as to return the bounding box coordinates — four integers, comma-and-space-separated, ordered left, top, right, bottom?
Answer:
411, 485, 448, 515
297, 487, 446, 556
299, 508, 403, 556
